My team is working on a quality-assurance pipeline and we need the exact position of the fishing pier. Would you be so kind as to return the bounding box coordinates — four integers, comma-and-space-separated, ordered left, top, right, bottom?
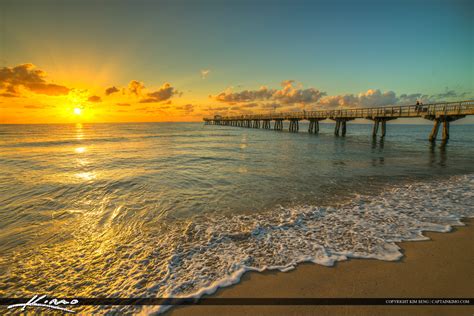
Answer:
204, 100, 474, 141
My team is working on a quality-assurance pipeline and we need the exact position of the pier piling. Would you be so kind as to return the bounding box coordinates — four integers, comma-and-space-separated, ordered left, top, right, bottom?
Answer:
372, 120, 379, 137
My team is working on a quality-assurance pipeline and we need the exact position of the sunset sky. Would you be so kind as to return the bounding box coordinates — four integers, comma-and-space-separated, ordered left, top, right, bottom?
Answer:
0, 0, 472, 124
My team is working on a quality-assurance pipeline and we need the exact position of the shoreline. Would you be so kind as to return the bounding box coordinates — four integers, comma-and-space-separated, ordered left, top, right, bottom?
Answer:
168, 218, 474, 316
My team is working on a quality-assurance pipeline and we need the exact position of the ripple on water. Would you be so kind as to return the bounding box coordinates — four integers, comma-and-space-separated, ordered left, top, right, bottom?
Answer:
0, 174, 472, 315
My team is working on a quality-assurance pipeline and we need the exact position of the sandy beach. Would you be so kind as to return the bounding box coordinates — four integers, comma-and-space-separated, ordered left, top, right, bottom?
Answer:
169, 218, 474, 316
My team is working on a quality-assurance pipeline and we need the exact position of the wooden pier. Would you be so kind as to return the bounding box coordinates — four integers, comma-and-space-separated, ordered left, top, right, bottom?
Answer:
204, 100, 474, 141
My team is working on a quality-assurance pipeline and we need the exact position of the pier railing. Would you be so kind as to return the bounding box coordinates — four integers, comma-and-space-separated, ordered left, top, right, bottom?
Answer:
203, 100, 474, 141
204, 100, 474, 121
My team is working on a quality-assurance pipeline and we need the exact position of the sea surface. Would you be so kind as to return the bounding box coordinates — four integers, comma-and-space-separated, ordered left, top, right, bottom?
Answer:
0, 122, 473, 314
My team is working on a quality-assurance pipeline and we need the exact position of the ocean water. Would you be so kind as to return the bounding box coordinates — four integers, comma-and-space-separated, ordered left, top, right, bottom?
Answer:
0, 122, 473, 314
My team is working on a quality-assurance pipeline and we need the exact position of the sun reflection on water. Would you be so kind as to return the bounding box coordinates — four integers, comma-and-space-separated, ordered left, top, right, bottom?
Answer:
75, 172, 96, 181
75, 123, 84, 140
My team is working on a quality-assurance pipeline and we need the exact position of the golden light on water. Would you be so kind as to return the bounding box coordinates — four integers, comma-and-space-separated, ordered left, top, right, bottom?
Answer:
75, 171, 96, 181
75, 147, 86, 153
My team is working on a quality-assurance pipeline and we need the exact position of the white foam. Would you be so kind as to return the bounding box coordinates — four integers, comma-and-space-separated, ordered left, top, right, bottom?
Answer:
142, 174, 474, 315
3, 174, 472, 315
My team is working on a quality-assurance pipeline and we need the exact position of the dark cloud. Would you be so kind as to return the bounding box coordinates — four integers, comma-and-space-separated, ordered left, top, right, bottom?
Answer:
105, 86, 119, 96
176, 103, 194, 114
0, 92, 18, 97
116, 102, 131, 106
128, 80, 145, 96
139, 83, 179, 103
87, 95, 102, 103
0, 64, 70, 96
26, 83, 70, 96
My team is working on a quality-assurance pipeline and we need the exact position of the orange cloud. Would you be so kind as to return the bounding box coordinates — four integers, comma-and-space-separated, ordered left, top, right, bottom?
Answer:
105, 86, 120, 95
0, 64, 70, 96
211, 80, 325, 105
139, 83, 179, 103
128, 80, 145, 96
87, 95, 102, 102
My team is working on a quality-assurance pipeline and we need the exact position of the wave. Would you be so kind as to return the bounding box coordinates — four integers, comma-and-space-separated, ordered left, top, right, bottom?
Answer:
2, 137, 131, 148
145, 173, 473, 315
1, 174, 472, 315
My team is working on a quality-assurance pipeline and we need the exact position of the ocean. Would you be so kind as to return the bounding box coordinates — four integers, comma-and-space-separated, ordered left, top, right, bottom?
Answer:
0, 122, 473, 314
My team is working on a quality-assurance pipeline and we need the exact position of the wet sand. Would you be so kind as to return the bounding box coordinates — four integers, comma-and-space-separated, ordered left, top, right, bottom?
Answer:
169, 218, 474, 316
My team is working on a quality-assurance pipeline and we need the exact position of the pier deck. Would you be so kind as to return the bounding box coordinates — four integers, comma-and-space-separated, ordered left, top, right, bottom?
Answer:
204, 100, 474, 141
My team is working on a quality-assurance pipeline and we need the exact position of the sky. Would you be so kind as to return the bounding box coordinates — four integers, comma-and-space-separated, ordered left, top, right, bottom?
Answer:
0, 0, 472, 124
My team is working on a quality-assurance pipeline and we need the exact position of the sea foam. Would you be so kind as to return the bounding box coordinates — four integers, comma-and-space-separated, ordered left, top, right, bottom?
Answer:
1, 175, 472, 315
142, 174, 473, 315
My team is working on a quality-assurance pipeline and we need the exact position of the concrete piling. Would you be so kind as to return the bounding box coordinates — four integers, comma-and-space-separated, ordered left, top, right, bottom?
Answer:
429, 119, 440, 142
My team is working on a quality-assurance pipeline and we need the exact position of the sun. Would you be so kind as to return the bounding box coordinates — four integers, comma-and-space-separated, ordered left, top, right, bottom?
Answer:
74, 107, 82, 115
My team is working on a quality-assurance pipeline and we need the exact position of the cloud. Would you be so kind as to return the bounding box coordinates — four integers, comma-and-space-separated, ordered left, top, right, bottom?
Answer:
211, 106, 229, 111
87, 95, 102, 103
176, 103, 194, 114
212, 86, 274, 103
0, 64, 70, 96
128, 80, 145, 96
430, 89, 470, 101
105, 86, 120, 96
139, 83, 179, 103
319, 88, 471, 109
211, 80, 325, 105
320, 89, 402, 108
259, 102, 283, 109
397, 93, 428, 105
273, 80, 326, 104
242, 102, 259, 108
201, 69, 210, 79
116, 102, 131, 106
23, 83, 70, 96
228, 103, 260, 111
0, 92, 18, 97
24, 104, 47, 109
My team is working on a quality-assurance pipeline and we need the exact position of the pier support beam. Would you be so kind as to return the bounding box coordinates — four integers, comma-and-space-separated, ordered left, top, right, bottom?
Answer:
289, 119, 300, 132
274, 119, 283, 131
308, 119, 322, 134
372, 120, 379, 137
262, 120, 271, 129
442, 120, 449, 140
333, 118, 354, 136
369, 117, 396, 138
429, 120, 440, 142
426, 115, 464, 141
334, 120, 341, 136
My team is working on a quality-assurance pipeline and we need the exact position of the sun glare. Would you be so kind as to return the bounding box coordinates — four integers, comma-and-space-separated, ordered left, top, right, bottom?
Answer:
74, 108, 82, 115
